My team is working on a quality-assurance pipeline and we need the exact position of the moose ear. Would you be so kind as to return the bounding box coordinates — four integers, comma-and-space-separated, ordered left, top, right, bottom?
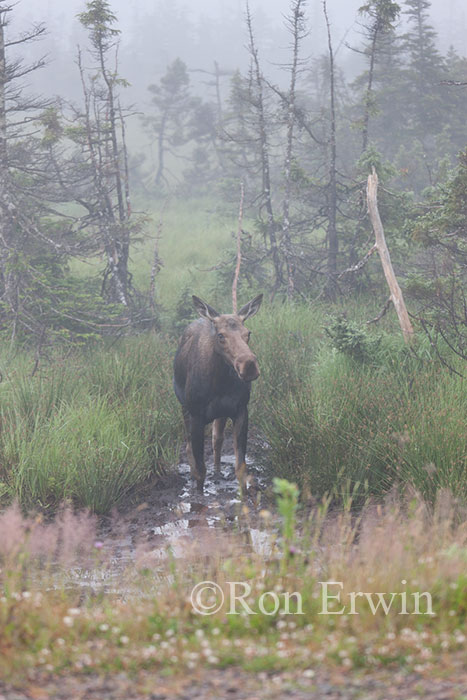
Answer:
238, 293, 263, 322
192, 295, 220, 321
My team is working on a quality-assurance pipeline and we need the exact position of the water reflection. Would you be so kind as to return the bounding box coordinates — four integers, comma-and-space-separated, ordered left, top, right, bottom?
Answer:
63, 452, 274, 594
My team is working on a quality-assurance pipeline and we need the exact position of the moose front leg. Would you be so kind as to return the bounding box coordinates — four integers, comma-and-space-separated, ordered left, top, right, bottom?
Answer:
190, 414, 206, 491
212, 417, 227, 474
233, 407, 249, 493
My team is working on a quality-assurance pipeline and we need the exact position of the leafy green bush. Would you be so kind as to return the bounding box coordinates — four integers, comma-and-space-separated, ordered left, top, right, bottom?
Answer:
325, 315, 381, 364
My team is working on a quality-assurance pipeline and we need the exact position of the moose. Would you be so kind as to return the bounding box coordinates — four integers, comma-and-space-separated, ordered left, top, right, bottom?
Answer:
173, 294, 263, 492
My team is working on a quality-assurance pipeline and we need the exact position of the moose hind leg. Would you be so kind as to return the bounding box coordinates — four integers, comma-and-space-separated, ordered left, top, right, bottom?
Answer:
212, 417, 227, 473
233, 407, 249, 493
190, 415, 206, 491
182, 407, 194, 469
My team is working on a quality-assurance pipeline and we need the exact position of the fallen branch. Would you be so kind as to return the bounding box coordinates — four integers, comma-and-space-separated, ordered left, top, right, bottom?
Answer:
338, 244, 377, 279
367, 297, 392, 325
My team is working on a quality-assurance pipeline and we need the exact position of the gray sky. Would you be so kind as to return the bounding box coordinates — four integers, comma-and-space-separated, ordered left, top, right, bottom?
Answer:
9, 0, 467, 105
16, 0, 467, 51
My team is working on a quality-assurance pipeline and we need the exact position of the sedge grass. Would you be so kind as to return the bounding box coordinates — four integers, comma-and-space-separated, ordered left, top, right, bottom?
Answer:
0, 335, 182, 513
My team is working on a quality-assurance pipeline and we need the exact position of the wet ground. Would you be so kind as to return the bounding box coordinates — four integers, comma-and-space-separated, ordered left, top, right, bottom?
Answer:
68, 429, 275, 591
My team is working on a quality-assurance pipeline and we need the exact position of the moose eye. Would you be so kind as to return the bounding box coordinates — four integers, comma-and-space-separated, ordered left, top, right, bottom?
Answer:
217, 333, 225, 342
247, 331, 251, 342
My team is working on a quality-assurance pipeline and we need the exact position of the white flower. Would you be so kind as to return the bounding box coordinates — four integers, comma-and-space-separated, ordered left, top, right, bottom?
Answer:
142, 645, 157, 659
63, 616, 74, 628
119, 635, 129, 645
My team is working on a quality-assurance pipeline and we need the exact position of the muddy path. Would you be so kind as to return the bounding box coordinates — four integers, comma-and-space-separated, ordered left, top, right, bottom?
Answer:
75, 429, 274, 590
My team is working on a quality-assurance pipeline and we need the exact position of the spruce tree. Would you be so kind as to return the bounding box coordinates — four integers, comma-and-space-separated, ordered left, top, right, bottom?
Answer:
144, 58, 195, 188
402, 0, 446, 139
352, 0, 401, 153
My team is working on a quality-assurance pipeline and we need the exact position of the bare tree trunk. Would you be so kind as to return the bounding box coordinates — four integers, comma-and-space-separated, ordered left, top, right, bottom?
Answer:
98, 42, 125, 225
281, 0, 306, 299
232, 181, 244, 313
367, 169, 414, 343
0, 9, 7, 168
361, 29, 378, 153
0, 9, 20, 335
155, 111, 167, 187
149, 201, 167, 311
323, 0, 338, 297
97, 40, 129, 305
212, 61, 227, 172
77, 49, 127, 307
246, 5, 281, 294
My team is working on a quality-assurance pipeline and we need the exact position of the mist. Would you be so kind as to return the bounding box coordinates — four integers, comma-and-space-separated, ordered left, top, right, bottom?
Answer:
12, 0, 467, 106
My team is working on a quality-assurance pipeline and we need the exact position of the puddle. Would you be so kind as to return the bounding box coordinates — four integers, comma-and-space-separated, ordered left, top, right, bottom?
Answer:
65, 433, 276, 593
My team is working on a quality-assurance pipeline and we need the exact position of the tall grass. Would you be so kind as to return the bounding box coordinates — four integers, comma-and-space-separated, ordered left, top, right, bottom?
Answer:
0, 335, 182, 513
251, 304, 467, 502
0, 488, 466, 680
131, 197, 235, 307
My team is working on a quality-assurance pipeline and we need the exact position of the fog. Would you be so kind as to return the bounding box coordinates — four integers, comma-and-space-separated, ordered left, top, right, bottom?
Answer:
10, 0, 467, 106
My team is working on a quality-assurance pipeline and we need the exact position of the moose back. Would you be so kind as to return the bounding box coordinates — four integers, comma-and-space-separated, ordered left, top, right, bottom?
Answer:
173, 294, 262, 491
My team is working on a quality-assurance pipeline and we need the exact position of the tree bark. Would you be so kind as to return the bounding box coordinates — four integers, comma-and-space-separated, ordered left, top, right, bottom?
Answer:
232, 181, 244, 314
246, 5, 281, 294
367, 169, 414, 343
323, 1, 338, 296
281, 0, 306, 299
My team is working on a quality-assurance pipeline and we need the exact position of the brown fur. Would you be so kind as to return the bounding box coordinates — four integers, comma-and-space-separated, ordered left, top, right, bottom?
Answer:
173, 295, 262, 492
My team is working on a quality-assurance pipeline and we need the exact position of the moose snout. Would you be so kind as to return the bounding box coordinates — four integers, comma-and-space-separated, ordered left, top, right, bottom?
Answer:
235, 355, 260, 382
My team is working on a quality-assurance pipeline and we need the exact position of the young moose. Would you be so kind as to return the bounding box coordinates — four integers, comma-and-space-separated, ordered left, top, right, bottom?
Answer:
173, 294, 263, 492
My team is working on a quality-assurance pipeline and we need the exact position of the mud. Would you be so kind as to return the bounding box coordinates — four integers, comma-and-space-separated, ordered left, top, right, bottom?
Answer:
68, 429, 274, 592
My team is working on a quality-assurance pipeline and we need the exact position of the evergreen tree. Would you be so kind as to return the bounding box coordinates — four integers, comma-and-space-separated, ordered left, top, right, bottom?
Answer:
144, 58, 196, 188
0, 2, 81, 344
402, 0, 446, 140
69, 0, 142, 308
408, 148, 467, 361
368, 24, 406, 156
352, 0, 401, 153
442, 48, 467, 154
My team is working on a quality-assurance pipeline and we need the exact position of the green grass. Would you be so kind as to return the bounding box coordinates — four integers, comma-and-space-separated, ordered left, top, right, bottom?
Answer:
2, 194, 466, 510
250, 304, 467, 502
0, 193, 465, 684
70, 196, 242, 316
0, 335, 182, 514
132, 197, 234, 303
0, 294, 464, 511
